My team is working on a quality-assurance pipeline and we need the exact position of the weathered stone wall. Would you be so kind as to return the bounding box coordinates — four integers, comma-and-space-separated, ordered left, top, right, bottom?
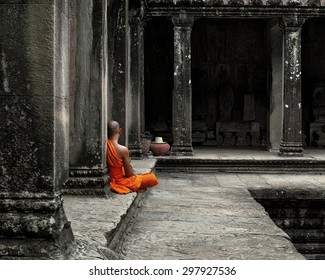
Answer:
0, 0, 74, 258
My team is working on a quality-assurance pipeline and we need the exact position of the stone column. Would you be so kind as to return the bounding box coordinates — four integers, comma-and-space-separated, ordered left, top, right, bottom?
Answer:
128, 9, 145, 158
0, 1, 74, 258
112, 0, 128, 145
65, 0, 108, 195
269, 22, 283, 151
170, 15, 194, 156
279, 16, 305, 157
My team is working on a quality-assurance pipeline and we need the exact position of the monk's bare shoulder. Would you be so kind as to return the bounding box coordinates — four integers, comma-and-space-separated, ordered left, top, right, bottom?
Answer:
115, 144, 129, 159
120, 145, 129, 156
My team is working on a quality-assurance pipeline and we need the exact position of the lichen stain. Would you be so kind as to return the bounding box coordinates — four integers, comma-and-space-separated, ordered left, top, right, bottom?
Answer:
288, 32, 300, 79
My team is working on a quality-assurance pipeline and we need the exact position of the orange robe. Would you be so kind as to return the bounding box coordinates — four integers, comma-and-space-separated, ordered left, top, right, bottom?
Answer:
107, 139, 158, 194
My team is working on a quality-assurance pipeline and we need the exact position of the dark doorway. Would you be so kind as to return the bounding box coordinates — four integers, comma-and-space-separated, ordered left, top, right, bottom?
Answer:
191, 19, 268, 147
144, 18, 173, 142
302, 18, 325, 148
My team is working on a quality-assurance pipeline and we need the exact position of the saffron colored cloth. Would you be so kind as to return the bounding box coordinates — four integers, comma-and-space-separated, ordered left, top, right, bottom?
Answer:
107, 139, 158, 194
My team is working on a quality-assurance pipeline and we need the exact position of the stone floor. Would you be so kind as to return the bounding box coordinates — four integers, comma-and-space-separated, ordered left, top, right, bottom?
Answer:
63, 147, 325, 259
120, 172, 306, 260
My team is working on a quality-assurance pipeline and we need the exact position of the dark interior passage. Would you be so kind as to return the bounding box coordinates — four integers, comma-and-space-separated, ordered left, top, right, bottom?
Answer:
302, 18, 325, 147
191, 19, 268, 147
143, 18, 325, 148
144, 18, 173, 141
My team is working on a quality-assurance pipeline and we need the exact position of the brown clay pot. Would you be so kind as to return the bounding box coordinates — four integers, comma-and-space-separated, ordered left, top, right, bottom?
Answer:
150, 142, 170, 156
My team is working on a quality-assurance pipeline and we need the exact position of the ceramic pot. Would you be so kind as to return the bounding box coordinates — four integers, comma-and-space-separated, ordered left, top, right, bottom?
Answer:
150, 142, 170, 156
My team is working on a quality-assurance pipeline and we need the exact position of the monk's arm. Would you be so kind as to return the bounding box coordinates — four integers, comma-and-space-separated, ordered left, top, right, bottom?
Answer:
122, 149, 135, 177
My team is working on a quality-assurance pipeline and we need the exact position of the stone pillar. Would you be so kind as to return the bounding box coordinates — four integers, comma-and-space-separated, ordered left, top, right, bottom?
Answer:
269, 22, 283, 151
65, 0, 108, 195
0, 1, 74, 258
128, 9, 145, 158
112, 0, 128, 145
279, 16, 305, 157
170, 15, 194, 156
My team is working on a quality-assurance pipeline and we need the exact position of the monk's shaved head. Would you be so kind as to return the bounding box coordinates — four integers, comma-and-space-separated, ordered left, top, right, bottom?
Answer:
108, 120, 120, 138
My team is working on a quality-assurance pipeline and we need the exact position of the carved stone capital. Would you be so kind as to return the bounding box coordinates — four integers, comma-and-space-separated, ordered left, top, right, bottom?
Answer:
172, 14, 194, 28
278, 15, 306, 30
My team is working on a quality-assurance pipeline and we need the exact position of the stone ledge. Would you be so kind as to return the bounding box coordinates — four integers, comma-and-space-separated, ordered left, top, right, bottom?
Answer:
155, 157, 325, 173
146, 0, 324, 7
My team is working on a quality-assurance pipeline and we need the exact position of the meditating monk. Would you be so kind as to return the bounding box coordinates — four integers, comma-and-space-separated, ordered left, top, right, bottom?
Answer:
107, 120, 159, 194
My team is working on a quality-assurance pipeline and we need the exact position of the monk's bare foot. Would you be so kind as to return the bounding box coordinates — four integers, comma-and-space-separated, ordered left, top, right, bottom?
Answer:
137, 187, 147, 193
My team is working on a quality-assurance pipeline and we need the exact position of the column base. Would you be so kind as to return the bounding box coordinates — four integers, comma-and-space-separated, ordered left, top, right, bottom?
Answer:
63, 168, 109, 195
279, 142, 304, 157
129, 143, 143, 159
170, 144, 193, 156
0, 196, 75, 259
0, 232, 120, 260
0, 226, 74, 260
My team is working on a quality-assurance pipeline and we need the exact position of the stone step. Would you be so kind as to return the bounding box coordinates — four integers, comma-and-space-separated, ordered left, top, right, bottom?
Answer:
155, 158, 325, 173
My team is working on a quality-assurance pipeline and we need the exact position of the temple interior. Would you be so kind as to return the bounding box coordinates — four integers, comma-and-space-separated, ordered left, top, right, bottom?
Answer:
302, 18, 325, 146
145, 17, 325, 148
